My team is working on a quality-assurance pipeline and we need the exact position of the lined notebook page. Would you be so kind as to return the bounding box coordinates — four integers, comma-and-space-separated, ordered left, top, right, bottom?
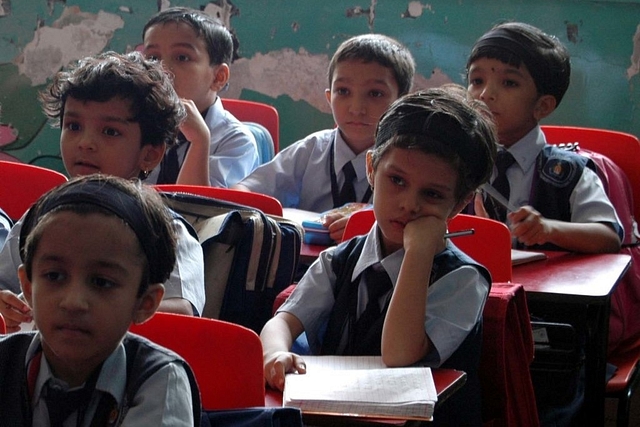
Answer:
283, 356, 437, 420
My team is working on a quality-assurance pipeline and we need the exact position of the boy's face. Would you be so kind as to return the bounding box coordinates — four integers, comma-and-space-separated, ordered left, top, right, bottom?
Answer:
325, 59, 400, 154
367, 147, 465, 255
19, 211, 163, 387
467, 57, 551, 147
61, 97, 164, 179
143, 22, 220, 112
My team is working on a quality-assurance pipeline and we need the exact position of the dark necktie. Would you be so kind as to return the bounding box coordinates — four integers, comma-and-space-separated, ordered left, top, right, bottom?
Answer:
156, 133, 188, 184
354, 265, 393, 338
490, 150, 516, 222
336, 161, 357, 207
43, 379, 94, 427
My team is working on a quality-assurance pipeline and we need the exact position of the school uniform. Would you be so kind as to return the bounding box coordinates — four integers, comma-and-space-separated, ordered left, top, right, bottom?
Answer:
0, 332, 200, 427
488, 125, 623, 249
0, 214, 206, 316
146, 97, 260, 188
278, 225, 490, 425
237, 128, 372, 212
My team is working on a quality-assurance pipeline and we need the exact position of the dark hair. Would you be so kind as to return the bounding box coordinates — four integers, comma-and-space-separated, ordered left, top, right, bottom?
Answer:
328, 34, 416, 97
39, 51, 186, 149
20, 174, 177, 295
372, 88, 498, 201
466, 21, 571, 106
143, 6, 234, 66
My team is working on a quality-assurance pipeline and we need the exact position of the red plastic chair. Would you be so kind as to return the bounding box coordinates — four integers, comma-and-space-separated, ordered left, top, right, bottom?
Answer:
448, 213, 513, 283
0, 160, 68, 221
606, 336, 640, 427
341, 209, 376, 242
541, 125, 640, 222
129, 312, 265, 410
221, 98, 280, 153
153, 184, 283, 216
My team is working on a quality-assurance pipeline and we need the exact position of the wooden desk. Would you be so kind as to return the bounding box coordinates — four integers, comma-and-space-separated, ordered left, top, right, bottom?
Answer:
265, 368, 466, 425
512, 251, 631, 425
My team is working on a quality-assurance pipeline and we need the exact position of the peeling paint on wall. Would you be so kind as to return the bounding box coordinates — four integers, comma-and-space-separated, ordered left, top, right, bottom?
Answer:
628, 24, 640, 80
401, 1, 434, 19
565, 20, 582, 44
0, 0, 10, 17
345, 0, 376, 31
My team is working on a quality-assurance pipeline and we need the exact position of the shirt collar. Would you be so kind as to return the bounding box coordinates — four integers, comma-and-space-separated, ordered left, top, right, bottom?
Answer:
334, 131, 368, 180
502, 125, 545, 174
351, 225, 404, 285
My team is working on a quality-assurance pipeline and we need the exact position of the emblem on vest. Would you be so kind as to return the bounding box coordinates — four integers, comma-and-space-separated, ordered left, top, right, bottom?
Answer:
540, 155, 579, 188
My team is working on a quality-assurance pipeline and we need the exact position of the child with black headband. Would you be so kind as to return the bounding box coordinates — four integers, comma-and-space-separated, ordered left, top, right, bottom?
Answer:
467, 22, 622, 426
0, 174, 201, 426
261, 88, 498, 426
0, 51, 206, 330
467, 22, 622, 254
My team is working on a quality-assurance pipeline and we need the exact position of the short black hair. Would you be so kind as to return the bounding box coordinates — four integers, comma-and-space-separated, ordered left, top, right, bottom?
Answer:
143, 6, 234, 66
372, 88, 498, 201
467, 21, 571, 107
328, 34, 416, 97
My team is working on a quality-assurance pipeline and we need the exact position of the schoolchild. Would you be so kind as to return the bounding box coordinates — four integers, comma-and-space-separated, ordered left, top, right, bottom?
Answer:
0, 51, 206, 332
467, 21, 622, 253
142, 6, 259, 187
234, 33, 415, 241
0, 175, 201, 426
260, 88, 498, 426
467, 22, 623, 425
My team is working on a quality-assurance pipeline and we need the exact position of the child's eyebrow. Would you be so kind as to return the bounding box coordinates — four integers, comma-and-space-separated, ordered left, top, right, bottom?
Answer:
146, 41, 198, 52
63, 110, 136, 125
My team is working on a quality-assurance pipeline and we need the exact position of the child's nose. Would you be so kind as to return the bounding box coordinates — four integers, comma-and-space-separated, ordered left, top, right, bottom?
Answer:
400, 192, 421, 215
59, 283, 90, 312
77, 133, 96, 151
349, 97, 367, 115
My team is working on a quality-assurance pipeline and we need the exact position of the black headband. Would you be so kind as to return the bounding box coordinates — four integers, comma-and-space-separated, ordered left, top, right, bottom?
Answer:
20, 179, 164, 284
471, 28, 551, 97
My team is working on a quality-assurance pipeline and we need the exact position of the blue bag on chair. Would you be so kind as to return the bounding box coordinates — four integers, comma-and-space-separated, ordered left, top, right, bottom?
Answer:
201, 407, 303, 427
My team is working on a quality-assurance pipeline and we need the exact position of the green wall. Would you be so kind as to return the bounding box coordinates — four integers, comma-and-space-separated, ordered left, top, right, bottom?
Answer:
1, 0, 638, 173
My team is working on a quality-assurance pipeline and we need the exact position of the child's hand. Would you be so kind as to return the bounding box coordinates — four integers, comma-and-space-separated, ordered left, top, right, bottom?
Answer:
508, 206, 549, 246
473, 191, 489, 218
263, 351, 307, 391
403, 215, 447, 254
322, 213, 349, 242
179, 99, 210, 146
0, 290, 32, 333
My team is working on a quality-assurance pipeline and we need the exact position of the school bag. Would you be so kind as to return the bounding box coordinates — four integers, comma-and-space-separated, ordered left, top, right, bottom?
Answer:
159, 191, 304, 334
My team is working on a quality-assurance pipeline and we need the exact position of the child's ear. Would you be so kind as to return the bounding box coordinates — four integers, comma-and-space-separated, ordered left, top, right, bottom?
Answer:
210, 64, 230, 92
365, 150, 375, 187
533, 94, 557, 121
325, 88, 331, 106
18, 265, 33, 307
139, 144, 166, 173
132, 283, 164, 325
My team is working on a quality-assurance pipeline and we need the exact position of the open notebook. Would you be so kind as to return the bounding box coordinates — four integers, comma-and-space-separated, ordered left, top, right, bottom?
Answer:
511, 249, 547, 266
283, 355, 437, 421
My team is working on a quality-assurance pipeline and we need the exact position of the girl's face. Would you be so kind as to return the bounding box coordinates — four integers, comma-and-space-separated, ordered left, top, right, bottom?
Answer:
60, 96, 163, 179
326, 59, 400, 155
367, 147, 465, 254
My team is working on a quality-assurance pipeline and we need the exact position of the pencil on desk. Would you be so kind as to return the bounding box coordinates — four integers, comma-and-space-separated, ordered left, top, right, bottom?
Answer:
444, 229, 474, 239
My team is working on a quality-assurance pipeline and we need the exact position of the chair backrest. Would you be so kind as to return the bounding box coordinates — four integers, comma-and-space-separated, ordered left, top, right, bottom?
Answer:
129, 312, 265, 410
448, 214, 512, 283
153, 184, 283, 216
0, 160, 68, 221
244, 121, 275, 164
221, 98, 280, 153
541, 125, 640, 222
342, 210, 512, 282
341, 209, 376, 242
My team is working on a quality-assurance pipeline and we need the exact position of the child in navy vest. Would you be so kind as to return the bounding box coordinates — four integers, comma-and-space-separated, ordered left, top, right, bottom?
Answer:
261, 88, 498, 426
0, 175, 200, 426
